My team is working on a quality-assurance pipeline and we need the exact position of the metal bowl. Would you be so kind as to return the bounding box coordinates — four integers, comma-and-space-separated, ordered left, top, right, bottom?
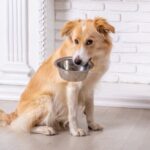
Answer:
54, 57, 94, 82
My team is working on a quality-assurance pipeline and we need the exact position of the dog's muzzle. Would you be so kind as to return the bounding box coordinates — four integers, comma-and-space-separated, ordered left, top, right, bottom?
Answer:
74, 56, 92, 66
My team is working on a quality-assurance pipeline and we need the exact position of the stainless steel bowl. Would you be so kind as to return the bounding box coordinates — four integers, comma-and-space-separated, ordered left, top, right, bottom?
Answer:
54, 57, 94, 82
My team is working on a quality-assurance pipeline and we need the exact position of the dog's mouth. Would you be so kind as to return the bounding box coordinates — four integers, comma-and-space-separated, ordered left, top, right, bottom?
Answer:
73, 57, 92, 67
84, 58, 92, 67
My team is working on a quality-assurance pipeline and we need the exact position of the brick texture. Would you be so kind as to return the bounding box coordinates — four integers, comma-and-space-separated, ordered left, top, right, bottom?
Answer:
54, 0, 150, 84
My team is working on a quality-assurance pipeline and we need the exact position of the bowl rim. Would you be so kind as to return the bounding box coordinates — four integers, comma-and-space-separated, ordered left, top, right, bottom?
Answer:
54, 56, 94, 72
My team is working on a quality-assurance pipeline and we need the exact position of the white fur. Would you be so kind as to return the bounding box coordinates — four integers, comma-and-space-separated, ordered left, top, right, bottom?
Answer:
66, 82, 88, 136
31, 126, 56, 135
72, 21, 89, 65
73, 47, 89, 65
82, 21, 86, 32
10, 112, 36, 132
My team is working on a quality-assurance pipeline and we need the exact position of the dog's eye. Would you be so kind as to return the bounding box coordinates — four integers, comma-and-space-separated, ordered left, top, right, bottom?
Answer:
86, 39, 93, 45
74, 39, 79, 44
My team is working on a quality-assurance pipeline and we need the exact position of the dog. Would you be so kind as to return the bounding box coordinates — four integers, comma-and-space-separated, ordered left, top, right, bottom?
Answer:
0, 17, 115, 136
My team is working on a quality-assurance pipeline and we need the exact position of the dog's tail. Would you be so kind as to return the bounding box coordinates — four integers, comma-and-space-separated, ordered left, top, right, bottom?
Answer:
0, 109, 17, 127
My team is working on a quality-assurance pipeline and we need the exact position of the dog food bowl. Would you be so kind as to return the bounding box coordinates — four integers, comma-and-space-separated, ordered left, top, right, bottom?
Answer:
54, 57, 94, 82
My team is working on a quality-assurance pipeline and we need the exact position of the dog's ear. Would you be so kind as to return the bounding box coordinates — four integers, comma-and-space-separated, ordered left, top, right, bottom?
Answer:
61, 20, 78, 37
94, 17, 115, 34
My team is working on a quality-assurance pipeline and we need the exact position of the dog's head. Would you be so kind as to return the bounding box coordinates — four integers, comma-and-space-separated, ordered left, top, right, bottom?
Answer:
61, 17, 115, 65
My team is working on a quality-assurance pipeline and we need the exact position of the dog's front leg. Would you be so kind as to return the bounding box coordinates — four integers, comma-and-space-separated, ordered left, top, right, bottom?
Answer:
85, 90, 103, 131
67, 83, 87, 136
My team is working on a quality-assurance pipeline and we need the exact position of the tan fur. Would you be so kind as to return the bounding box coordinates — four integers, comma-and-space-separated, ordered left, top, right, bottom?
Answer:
0, 17, 115, 136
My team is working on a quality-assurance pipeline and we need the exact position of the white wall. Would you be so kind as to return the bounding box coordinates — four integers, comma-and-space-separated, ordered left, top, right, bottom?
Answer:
0, 0, 149, 108
54, 0, 150, 84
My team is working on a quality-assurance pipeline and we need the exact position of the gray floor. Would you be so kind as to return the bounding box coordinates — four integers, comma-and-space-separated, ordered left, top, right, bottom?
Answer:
0, 101, 150, 150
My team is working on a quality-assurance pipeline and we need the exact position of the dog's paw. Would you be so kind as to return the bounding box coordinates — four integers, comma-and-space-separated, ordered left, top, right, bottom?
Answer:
88, 122, 103, 131
70, 128, 88, 137
31, 126, 57, 136
40, 126, 56, 136
46, 127, 57, 135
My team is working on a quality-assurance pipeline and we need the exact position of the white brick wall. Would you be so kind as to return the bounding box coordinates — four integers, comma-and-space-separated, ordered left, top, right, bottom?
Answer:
54, 0, 150, 84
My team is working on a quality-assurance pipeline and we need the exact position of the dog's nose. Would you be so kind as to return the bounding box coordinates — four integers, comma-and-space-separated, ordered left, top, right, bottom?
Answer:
74, 56, 82, 65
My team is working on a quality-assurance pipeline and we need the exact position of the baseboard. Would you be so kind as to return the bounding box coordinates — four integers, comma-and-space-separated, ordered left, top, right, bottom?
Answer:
94, 83, 150, 109
94, 97, 150, 109
0, 84, 25, 101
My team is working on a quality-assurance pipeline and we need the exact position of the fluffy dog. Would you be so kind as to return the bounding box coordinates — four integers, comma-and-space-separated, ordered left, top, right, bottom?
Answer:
0, 17, 115, 136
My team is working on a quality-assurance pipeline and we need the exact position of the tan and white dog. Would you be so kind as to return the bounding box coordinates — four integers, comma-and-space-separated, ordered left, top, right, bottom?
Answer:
0, 17, 115, 136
